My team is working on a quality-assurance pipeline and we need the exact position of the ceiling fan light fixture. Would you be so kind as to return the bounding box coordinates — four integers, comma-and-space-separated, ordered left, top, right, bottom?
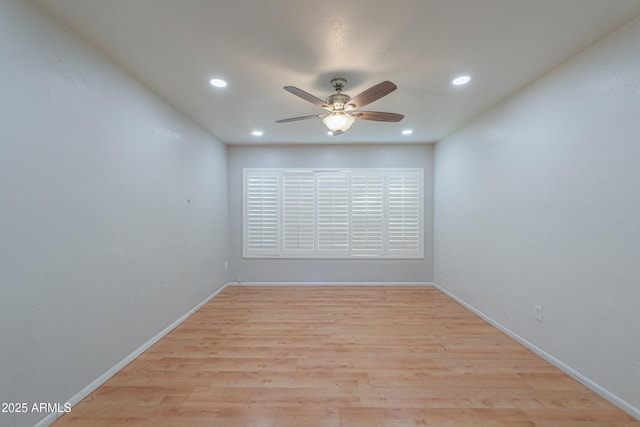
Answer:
322, 111, 356, 132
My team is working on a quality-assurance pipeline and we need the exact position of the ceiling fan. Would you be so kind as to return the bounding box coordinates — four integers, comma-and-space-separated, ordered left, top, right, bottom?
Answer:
276, 78, 404, 135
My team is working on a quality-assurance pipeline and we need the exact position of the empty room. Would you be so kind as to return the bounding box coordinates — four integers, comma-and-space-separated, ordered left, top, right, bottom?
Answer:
1, 0, 639, 426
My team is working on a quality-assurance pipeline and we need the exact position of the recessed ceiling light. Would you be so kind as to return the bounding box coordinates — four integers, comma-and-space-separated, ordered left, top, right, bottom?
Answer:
209, 78, 227, 88
251, 130, 264, 136
452, 75, 471, 86
402, 129, 413, 135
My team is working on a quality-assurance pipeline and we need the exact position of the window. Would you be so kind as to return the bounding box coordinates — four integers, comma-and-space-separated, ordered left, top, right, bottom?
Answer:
243, 168, 423, 259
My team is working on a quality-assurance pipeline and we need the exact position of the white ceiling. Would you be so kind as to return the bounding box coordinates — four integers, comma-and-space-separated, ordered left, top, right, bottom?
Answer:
36, 0, 640, 145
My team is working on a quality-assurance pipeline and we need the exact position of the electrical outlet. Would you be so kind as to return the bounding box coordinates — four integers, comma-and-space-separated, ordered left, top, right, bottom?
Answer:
535, 305, 543, 323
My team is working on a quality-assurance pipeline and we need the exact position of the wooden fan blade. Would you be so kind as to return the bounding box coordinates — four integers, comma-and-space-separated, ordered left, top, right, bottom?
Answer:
275, 113, 325, 123
354, 111, 404, 122
283, 86, 329, 109
348, 81, 397, 109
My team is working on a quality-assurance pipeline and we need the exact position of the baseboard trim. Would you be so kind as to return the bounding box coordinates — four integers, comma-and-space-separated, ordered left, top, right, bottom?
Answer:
36, 282, 230, 427
232, 281, 435, 286
434, 283, 640, 421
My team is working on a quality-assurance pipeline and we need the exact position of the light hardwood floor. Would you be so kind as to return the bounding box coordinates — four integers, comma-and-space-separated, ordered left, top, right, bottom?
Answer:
53, 286, 639, 426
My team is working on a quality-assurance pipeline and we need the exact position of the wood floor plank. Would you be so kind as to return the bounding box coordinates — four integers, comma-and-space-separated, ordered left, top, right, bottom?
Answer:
53, 286, 639, 426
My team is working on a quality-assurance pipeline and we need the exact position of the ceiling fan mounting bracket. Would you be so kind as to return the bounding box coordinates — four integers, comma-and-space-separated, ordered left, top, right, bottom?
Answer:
330, 78, 347, 92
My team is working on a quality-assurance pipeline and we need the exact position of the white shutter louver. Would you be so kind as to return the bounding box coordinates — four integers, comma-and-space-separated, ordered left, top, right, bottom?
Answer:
350, 173, 385, 256
244, 170, 280, 256
317, 172, 350, 254
387, 172, 422, 256
282, 171, 316, 254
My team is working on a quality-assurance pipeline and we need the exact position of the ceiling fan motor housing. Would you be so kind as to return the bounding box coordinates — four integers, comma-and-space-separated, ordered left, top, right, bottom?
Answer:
326, 93, 351, 111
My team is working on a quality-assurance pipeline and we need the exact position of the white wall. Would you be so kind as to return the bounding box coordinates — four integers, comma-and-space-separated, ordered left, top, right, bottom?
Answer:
227, 144, 434, 283
434, 16, 640, 417
0, 1, 228, 426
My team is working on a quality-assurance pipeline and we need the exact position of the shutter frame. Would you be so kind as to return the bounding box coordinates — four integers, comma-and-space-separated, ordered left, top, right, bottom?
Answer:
386, 170, 423, 257
317, 171, 350, 255
243, 169, 281, 257
350, 171, 385, 257
282, 171, 316, 255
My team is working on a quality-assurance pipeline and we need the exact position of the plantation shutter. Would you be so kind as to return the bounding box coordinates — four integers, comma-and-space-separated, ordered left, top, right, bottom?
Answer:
243, 168, 423, 259
317, 172, 350, 254
244, 170, 280, 256
350, 172, 385, 256
282, 171, 316, 254
387, 171, 422, 256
